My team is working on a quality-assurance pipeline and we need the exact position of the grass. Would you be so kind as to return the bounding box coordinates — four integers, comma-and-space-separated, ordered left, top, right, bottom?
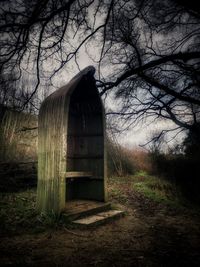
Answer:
109, 171, 191, 208
0, 189, 61, 236
134, 178, 178, 205
1, 172, 199, 237
132, 171, 200, 210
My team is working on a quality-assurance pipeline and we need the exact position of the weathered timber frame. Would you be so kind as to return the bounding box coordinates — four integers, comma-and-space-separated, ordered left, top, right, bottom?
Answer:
37, 66, 107, 214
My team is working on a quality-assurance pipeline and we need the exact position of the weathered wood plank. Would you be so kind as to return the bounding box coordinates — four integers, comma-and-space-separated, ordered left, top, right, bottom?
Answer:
67, 155, 103, 159
65, 171, 92, 178
37, 66, 106, 214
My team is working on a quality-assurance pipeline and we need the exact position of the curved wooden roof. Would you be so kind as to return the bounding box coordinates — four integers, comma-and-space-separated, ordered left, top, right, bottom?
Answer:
41, 66, 96, 106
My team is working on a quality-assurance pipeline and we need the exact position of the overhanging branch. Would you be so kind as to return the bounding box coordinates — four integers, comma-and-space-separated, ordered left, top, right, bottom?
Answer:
99, 51, 200, 98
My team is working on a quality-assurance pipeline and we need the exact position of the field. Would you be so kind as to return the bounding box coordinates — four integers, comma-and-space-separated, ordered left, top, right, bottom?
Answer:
1, 173, 200, 267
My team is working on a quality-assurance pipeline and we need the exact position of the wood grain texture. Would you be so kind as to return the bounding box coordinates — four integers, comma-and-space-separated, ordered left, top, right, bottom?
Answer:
37, 66, 106, 214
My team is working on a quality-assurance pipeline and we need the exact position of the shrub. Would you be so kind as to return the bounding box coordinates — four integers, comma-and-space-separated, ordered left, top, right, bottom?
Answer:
107, 139, 135, 176
150, 151, 200, 204
107, 139, 153, 177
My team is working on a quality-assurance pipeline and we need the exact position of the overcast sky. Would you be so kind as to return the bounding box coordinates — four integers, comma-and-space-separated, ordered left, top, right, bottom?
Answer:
48, 54, 185, 150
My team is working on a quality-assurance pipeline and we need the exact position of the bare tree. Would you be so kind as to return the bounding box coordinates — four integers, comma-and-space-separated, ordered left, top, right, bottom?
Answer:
96, 0, 200, 146
1, 0, 200, 148
0, 0, 114, 110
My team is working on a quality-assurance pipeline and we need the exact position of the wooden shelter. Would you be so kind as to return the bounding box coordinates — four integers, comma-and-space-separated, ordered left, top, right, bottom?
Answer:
37, 66, 107, 214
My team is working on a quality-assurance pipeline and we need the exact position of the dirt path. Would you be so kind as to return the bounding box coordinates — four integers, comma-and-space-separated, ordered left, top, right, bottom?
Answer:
1, 178, 200, 267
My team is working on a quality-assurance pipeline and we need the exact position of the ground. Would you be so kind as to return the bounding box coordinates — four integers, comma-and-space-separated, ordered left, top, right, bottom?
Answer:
0, 174, 200, 267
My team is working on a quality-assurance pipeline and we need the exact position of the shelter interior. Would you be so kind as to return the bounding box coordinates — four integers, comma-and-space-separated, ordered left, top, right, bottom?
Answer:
65, 77, 105, 202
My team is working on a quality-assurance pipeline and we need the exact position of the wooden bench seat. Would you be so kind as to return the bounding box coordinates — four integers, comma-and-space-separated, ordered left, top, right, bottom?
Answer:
65, 171, 93, 179
63, 171, 102, 180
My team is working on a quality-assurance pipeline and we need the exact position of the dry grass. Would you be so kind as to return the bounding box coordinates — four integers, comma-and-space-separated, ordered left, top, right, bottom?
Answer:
123, 147, 153, 173
107, 141, 153, 176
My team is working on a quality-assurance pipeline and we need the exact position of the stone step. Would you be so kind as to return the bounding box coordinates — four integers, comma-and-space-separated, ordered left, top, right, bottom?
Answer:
62, 202, 111, 221
72, 209, 125, 227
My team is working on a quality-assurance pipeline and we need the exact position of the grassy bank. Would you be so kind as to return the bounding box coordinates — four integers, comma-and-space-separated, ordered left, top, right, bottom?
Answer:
0, 189, 61, 237
1, 172, 199, 237
108, 172, 200, 211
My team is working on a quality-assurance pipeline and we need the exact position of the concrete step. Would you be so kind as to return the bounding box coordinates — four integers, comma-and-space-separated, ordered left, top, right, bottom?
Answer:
62, 201, 111, 221
72, 209, 125, 227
